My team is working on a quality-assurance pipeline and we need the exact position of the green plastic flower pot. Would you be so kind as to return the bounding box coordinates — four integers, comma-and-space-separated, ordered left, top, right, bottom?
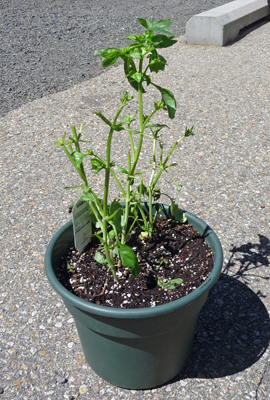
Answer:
45, 205, 223, 389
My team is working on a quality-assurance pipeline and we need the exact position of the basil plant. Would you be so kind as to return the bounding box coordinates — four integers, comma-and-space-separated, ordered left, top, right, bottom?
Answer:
54, 17, 194, 282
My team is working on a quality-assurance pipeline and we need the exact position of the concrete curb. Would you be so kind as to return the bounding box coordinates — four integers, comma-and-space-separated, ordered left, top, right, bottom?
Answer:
186, 0, 270, 46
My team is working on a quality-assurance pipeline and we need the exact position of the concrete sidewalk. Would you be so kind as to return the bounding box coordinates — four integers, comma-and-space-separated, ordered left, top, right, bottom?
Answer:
0, 21, 270, 400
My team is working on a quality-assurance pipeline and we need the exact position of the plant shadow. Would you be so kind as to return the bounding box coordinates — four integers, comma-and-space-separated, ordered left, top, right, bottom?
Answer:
172, 235, 270, 380
223, 234, 270, 288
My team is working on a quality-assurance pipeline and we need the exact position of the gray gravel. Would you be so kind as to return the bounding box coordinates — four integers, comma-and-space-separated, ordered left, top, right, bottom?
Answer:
0, 2, 270, 400
0, 0, 233, 117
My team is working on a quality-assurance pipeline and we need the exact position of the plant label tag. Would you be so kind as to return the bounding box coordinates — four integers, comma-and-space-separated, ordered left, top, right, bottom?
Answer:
72, 199, 92, 254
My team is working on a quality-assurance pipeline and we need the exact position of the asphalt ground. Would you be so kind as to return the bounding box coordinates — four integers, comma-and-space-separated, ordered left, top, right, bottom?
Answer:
0, 0, 232, 117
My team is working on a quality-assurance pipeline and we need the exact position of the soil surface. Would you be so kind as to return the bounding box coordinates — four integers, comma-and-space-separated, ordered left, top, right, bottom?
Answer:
59, 217, 214, 308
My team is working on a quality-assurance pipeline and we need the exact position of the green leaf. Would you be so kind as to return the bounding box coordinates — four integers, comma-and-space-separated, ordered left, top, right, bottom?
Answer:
139, 231, 150, 239
124, 35, 138, 41
112, 247, 119, 257
115, 167, 129, 174
112, 123, 124, 132
80, 188, 102, 208
126, 42, 143, 50
67, 263, 74, 273
109, 200, 124, 233
184, 126, 195, 137
175, 182, 182, 191
170, 202, 187, 223
137, 18, 148, 29
109, 200, 121, 215
154, 19, 172, 29
94, 48, 121, 68
123, 112, 137, 124
65, 184, 84, 190
124, 57, 140, 92
94, 110, 112, 127
108, 230, 116, 239
166, 162, 177, 168
129, 51, 142, 60
134, 170, 144, 176
121, 91, 134, 105
152, 34, 176, 43
154, 38, 177, 49
91, 157, 106, 174
137, 181, 147, 196
148, 26, 173, 36
94, 47, 118, 57
123, 56, 145, 91
118, 243, 140, 277
157, 277, 183, 290
153, 84, 176, 119
152, 34, 171, 42
94, 251, 107, 264
148, 53, 166, 73
71, 149, 93, 167
88, 211, 98, 226
131, 72, 142, 83
72, 151, 85, 167
152, 188, 161, 201
148, 20, 174, 36
148, 16, 155, 29
80, 192, 96, 203
129, 259, 140, 278
145, 74, 151, 85
119, 244, 137, 267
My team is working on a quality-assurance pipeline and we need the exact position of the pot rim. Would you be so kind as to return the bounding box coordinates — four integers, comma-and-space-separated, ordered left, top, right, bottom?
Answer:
45, 209, 223, 319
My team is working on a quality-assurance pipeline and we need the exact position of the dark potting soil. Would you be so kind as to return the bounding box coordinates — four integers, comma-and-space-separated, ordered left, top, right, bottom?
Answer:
59, 217, 214, 309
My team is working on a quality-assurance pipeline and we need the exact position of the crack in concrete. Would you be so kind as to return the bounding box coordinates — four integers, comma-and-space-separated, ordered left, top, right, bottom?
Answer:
256, 361, 270, 400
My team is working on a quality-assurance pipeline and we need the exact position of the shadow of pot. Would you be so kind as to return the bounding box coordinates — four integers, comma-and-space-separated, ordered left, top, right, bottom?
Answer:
177, 274, 270, 380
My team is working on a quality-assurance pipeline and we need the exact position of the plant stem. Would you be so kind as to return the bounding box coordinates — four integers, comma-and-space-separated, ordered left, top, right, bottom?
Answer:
102, 127, 116, 275
61, 144, 88, 186
110, 170, 125, 197
148, 132, 158, 237
121, 58, 145, 243
131, 58, 144, 175
103, 103, 127, 279
152, 134, 186, 189
71, 125, 88, 186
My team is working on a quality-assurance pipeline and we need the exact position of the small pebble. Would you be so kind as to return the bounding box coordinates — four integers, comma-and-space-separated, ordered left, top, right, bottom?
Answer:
91, 383, 100, 393
58, 377, 68, 384
79, 385, 88, 394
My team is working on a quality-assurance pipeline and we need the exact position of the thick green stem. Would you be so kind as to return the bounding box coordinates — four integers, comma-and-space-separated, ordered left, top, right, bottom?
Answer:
121, 179, 131, 244
89, 200, 117, 282
128, 131, 135, 162
102, 127, 116, 277
121, 58, 145, 244
148, 134, 158, 236
102, 103, 127, 280
130, 58, 144, 176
